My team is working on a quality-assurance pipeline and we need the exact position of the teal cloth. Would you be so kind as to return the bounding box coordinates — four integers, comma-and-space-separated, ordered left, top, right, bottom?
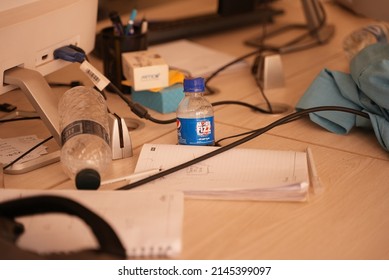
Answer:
296, 43, 389, 151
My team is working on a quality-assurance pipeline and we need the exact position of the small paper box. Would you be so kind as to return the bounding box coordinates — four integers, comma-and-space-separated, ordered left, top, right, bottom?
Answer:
122, 50, 169, 91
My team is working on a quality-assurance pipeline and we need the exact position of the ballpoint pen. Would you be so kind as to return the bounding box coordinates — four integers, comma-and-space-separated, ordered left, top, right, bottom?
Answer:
306, 147, 324, 194
125, 9, 137, 35
101, 168, 161, 185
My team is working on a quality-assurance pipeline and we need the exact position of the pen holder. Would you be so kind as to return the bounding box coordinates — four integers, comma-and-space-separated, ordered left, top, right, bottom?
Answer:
100, 26, 147, 93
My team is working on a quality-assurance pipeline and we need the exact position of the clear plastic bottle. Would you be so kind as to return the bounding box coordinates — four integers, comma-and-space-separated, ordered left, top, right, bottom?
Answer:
58, 86, 112, 190
343, 22, 389, 60
176, 77, 215, 146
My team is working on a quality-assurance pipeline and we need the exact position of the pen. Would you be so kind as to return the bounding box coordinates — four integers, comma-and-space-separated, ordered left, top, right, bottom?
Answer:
109, 11, 124, 36
306, 147, 324, 194
101, 168, 161, 185
125, 9, 137, 35
140, 17, 148, 34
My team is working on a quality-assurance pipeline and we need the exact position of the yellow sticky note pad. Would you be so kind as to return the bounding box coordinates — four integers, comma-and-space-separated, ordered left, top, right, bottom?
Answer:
149, 70, 185, 92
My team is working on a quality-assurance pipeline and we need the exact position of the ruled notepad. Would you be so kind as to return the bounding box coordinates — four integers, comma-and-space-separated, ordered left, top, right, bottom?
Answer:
134, 144, 310, 201
0, 189, 183, 258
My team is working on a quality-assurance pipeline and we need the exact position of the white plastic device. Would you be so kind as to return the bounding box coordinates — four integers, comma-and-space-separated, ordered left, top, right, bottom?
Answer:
0, 0, 98, 95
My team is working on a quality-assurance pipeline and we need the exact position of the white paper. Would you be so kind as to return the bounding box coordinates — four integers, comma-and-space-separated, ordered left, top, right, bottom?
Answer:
134, 144, 310, 201
0, 189, 184, 258
150, 39, 247, 77
0, 135, 47, 165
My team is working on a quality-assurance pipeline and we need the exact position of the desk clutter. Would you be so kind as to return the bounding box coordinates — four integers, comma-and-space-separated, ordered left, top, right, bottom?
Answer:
97, 30, 248, 113
4, 0, 389, 261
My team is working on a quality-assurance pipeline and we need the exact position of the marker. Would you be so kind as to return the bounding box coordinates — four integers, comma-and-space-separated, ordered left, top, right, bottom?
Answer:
101, 168, 161, 185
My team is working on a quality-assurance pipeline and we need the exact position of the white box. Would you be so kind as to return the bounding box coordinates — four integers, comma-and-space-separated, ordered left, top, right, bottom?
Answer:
122, 50, 169, 91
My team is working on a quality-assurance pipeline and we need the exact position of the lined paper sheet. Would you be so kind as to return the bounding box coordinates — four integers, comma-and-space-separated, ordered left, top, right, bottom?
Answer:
0, 189, 184, 258
0, 135, 48, 165
134, 144, 310, 201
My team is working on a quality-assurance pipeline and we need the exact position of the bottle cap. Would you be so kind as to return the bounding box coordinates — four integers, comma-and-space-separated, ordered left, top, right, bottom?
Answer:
75, 168, 101, 190
183, 77, 205, 92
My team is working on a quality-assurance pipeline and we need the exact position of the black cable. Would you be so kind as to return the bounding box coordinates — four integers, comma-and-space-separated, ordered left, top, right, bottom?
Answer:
204, 47, 276, 90
1, 116, 54, 170
48, 80, 83, 88
108, 82, 280, 125
117, 106, 370, 191
104, 60, 282, 124
254, 73, 273, 113
145, 114, 175, 125
249, 0, 328, 54
204, 47, 276, 113
211, 100, 273, 114
2, 136, 54, 170
203, 0, 274, 113
106, 82, 155, 120
204, 0, 274, 89
204, 2, 331, 111
215, 106, 370, 146
203, 0, 331, 112
145, 100, 276, 124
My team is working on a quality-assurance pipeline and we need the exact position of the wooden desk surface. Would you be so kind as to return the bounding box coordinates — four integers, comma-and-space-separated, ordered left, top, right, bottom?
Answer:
1, 1, 388, 259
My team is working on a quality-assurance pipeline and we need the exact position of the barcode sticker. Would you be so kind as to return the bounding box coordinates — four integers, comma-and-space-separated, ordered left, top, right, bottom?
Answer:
80, 60, 110, 91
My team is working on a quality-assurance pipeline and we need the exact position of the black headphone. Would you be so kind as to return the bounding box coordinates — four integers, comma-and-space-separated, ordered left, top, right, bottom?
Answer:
0, 195, 126, 259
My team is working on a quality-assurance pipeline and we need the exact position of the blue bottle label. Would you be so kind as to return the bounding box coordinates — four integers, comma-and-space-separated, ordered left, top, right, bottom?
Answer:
177, 117, 214, 145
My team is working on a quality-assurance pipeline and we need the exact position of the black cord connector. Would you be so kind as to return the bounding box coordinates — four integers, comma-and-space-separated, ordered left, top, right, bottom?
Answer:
54, 45, 86, 63
129, 102, 150, 119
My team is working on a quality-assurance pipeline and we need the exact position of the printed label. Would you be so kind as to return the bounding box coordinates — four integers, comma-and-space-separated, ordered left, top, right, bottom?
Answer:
61, 120, 110, 146
177, 117, 214, 145
80, 60, 110, 91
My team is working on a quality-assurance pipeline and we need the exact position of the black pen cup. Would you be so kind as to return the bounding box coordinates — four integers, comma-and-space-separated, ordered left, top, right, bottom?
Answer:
100, 26, 148, 92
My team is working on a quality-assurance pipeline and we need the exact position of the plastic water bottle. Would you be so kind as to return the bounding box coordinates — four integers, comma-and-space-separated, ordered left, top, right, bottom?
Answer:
176, 77, 215, 145
343, 22, 389, 60
58, 86, 112, 190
